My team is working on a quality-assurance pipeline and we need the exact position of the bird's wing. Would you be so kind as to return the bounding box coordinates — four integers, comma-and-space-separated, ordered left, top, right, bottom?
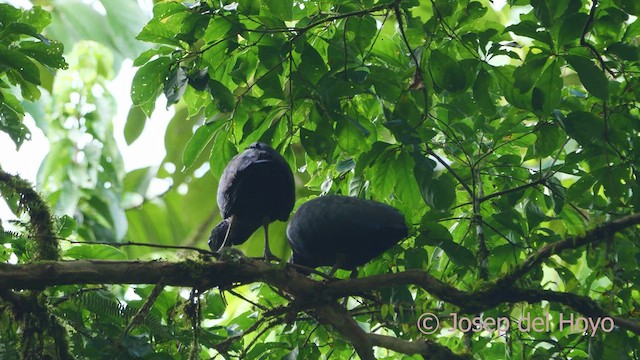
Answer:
217, 150, 262, 216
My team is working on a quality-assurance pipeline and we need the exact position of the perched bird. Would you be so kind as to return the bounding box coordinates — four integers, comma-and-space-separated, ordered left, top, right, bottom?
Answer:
287, 195, 408, 275
209, 142, 295, 260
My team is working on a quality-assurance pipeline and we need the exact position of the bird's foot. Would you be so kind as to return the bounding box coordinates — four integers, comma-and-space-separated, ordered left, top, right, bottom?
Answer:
262, 250, 282, 263
217, 247, 246, 261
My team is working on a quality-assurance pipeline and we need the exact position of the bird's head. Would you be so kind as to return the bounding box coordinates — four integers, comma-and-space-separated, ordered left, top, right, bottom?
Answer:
248, 142, 280, 155
208, 218, 262, 253
208, 219, 230, 252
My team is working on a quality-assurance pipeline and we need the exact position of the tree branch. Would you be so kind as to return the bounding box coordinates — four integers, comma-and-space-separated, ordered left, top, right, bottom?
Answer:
1, 257, 639, 343
368, 333, 471, 360
492, 212, 640, 289
0, 259, 465, 359
314, 303, 375, 360
579, 0, 616, 77
63, 239, 213, 255
478, 177, 547, 204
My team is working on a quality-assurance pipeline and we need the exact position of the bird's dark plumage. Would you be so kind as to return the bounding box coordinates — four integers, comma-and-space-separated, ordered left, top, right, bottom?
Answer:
287, 195, 408, 273
209, 142, 295, 259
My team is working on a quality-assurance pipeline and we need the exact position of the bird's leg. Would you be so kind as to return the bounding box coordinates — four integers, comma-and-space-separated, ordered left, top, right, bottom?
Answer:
327, 253, 346, 278
262, 223, 281, 262
337, 269, 360, 307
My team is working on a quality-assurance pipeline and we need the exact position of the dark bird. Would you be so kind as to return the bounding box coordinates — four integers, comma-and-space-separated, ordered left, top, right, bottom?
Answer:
209, 142, 295, 260
287, 195, 408, 275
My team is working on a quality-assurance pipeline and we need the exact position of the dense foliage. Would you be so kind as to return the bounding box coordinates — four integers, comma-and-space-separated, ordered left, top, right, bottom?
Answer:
1, 0, 640, 359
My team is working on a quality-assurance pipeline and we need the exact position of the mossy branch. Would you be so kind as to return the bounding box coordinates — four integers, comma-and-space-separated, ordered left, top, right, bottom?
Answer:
0, 169, 59, 261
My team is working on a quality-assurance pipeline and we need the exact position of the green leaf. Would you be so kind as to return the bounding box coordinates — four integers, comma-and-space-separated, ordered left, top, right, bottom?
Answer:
124, 106, 147, 145
563, 111, 604, 147
493, 209, 525, 237
183, 121, 225, 169
123, 167, 157, 196
133, 47, 174, 67
48, 0, 144, 64
473, 68, 496, 116
0, 46, 41, 85
532, 59, 561, 114
209, 132, 237, 180
121, 335, 153, 357
0, 4, 21, 27
264, 0, 293, 21
18, 40, 68, 70
565, 55, 609, 100
530, 123, 562, 158
546, 177, 565, 214
599, 166, 627, 201
64, 245, 127, 260
131, 56, 172, 109
208, 80, 235, 113
440, 240, 476, 267
57, 215, 77, 237
558, 13, 589, 46
230, 52, 258, 85
135, 2, 188, 47
300, 127, 336, 161
370, 149, 397, 198
336, 117, 366, 153
355, 140, 390, 167
525, 201, 551, 230
514, 56, 548, 92
419, 174, 456, 210
239, 0, 261, 15
416, 222, 453, 247
393, 94, 422, 127
202, 17, 233, 43
606, 42, 639, 61
204, 292, 227, 319
395, 152, 423, 209
5, 22, 41, 38
404, 247, 428, 270
0, 92, 28, 149
347, 16, 377, 54
383, 119, 420, 144
336, 158, 356, 173
298, 43, 327, 85
497, 66, 532, 110
616, 0, 640, 15
505, 20, 553, 46
19, 6, 51, 32
100, 0, 153, 60
164, 66, 188, 105
429, 50, 473, 93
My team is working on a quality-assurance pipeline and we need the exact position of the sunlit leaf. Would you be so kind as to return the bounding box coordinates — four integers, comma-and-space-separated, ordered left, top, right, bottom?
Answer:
131, 56, 172, 109
124, 106, 147, 145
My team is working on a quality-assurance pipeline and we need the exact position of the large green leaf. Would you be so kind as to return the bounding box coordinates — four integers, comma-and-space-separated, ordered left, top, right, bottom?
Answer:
123, 106, 147, 145
264, 0, 293, 21
429, 50, 474, 93
0, 46, 41, 85
183, 121, 226, 169
562, 111, 605, 147
565, 55, 609, 100
419, 174, 457, 211
131, 57, 172, 111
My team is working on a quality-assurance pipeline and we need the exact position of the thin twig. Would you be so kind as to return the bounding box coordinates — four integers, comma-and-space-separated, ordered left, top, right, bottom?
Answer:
123, 278, 166, 336
61, 239, 213, 255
